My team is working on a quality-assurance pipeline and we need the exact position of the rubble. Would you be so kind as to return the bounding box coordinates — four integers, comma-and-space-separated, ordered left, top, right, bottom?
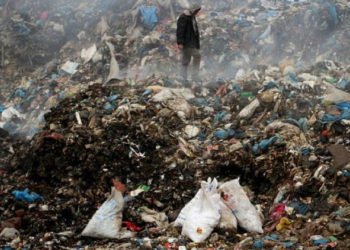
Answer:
0, 0, 350, 249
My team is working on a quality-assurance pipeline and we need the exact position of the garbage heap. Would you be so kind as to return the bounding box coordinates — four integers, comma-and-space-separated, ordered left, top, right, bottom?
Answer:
0, 0, 350, 249
1, 0, 350, 138
0, 59, 349, 248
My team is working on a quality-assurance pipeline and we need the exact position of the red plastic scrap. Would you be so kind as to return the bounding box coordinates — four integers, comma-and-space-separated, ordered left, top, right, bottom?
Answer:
164, 242, 178, 250
264, 204, 287, 233
272, 204, 286, 215
124, 221, 142, 232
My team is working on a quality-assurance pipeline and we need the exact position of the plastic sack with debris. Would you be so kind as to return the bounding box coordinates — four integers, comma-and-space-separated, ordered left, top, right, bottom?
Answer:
175, 178, 221, 242
219, 178, 263, 233
81, 187, 124, 239
140, 207, 169, 228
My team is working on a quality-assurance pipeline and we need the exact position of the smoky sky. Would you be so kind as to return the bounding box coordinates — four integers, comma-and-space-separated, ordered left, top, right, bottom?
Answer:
1, 0, 349, 77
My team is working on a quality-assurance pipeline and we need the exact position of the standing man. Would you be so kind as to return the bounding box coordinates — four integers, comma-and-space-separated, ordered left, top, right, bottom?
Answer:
176, 3, 201, 84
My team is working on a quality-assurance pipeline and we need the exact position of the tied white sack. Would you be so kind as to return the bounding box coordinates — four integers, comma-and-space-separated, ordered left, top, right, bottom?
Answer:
175, 178, 221, 242
219, 178, 263, 233
218, 199, 237, 231
82, 187, 124, 239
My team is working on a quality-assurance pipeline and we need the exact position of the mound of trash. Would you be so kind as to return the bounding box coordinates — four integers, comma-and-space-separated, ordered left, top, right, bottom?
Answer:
0, 60, 349, 248
1, 0, 350, 249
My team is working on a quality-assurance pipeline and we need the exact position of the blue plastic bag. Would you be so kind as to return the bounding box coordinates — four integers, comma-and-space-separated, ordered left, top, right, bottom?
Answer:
337, 79, 348, 89
235, 83, 240, 93
253, 239, 264, 248
142, 89, 153, 97
286, 118, 308, 132
214, 129, 235, 140
107, 94, 118, 102
322, 102, 350, 123
139, 5, 158, 30
259, 135, 279, 151
264, 234, 279, 241
15, 89, 26, 98
285, 242, 293, 248
288, 202, 310, 215
104, 103, 116, 111
343, 170, 350, 177
253, 135, 279, 155
214, 111, 227, 122
289, 73, 300, 89
12, 189, 43, 203
51, 74, 58, 80
314, 238, 329, 246
263, 81, 278, 91
0, 105, 3, 113
301, 147, 310, 155
328, 3, 339, 26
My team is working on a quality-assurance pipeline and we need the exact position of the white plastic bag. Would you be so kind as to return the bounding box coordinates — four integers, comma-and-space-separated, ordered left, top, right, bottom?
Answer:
152, 88, 195, 102
81, 44, 97, 64
175, 178, 221, 242
238, 99, 260, 119
1, 107, 24, 122
219, 178, 263, 233
82, 187, 124, 238
217, 199, 238, 231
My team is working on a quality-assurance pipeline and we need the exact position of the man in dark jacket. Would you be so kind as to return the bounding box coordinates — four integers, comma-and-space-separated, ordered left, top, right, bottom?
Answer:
176, 3, 201, 83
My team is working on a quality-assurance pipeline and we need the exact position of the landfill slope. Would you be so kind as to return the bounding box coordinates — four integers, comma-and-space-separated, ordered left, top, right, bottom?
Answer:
0, 0, 350, 249
0, 61, 350, 248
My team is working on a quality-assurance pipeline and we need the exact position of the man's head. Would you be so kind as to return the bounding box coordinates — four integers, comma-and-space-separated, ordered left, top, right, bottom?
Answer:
190, 3, 201, 16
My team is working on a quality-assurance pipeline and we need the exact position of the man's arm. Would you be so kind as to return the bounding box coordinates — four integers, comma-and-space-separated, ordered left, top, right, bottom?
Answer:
176, 15, 186, 47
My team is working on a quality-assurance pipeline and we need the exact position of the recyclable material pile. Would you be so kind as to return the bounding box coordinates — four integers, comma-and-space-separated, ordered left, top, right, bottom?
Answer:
1, 0, 350, 249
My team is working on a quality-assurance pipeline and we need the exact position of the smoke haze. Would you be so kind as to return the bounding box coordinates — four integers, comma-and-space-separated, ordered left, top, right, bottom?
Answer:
0, 0, 349, 137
